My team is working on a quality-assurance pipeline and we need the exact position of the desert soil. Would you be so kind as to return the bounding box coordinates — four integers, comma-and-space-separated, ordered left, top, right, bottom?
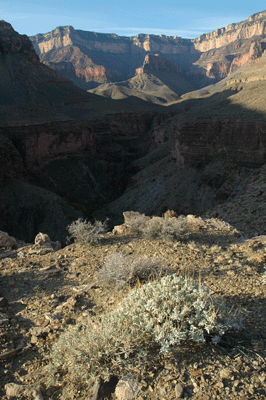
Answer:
0, 218, 266, 399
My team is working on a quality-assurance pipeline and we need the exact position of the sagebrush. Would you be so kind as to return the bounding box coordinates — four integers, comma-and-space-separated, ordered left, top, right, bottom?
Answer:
96, 252, 165, 290
49, 274, 242, 388
126, 214, 190, 241
67, 218, 108, 245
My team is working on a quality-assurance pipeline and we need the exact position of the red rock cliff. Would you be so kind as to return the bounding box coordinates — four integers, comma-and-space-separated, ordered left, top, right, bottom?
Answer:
30, 10, 266, 86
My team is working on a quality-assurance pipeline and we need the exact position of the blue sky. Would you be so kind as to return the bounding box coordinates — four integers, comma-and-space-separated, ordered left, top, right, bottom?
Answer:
1, 1, 266, 38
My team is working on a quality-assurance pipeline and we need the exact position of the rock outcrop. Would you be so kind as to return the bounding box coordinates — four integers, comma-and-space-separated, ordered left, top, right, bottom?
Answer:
167, 118, 266, 168
90, 54, 195, 104
0, 20, 39, 62
135, 54, 182, 75
0, 231, 16, 249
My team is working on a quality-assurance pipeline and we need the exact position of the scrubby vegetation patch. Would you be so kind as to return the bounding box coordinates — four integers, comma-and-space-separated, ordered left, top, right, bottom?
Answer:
67, 218, 108, 245
49, 274, 242, 388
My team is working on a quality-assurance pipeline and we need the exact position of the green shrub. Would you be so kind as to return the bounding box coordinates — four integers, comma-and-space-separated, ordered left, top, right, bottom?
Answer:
49, 274, 242, 387
67, 218, 108, 245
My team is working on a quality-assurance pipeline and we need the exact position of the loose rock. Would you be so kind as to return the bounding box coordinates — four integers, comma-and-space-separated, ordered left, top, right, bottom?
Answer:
175, 382, 184, 398
115, 374, 141, 400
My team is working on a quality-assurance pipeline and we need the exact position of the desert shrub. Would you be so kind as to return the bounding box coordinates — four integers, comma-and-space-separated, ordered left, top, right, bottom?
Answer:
67, 218, 108, 245
49, 274, 242, 387
124, 213, 150, 236
126, 214, 190, 241
262, 270, 266, 284
163, 209, 177, 218
96, 252, 164, 290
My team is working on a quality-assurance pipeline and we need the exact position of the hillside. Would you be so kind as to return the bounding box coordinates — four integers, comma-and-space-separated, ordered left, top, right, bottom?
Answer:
89, 55, 195, 105
1, 13, 266, 400
0, 214, 266, 399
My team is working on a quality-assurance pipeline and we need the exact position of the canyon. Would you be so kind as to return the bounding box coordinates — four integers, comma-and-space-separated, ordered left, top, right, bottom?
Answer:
31, 10, 266, 94
2, 11, 266, 400
1, 10, 266, 243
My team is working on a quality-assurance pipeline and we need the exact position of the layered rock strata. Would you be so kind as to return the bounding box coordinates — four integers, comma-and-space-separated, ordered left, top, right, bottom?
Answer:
30, 10, 266, 87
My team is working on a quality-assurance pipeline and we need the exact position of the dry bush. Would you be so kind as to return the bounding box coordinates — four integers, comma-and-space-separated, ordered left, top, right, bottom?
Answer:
48, 274, 242, 390
163, 209, 177, 218
124, 213, 150, 236
126, 214, 190, 241
96, 252, 164, 290
67, 218, 108, 245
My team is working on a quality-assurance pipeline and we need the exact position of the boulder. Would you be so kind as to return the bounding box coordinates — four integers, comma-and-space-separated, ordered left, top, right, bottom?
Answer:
112, 225, 130, 235
123, 211, 144, 223
35, 232, 52, 248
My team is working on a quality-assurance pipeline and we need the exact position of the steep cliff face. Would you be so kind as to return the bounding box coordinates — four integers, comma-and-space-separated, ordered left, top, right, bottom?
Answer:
0, 132, 26, 183
193, 11, 266, 52
30, 10, 266, 88
165, 118, 266, 168
194, 37, 266, 80
136, 54, 182, 75
0, 20, 95, 109
31, 28, 199, 89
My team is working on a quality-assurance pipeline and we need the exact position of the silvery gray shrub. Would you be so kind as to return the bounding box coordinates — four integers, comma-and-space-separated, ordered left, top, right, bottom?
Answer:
49, 274, 242, 385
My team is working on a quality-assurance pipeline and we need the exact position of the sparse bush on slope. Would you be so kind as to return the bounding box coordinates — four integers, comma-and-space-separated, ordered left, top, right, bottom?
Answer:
126, 214, 190, 241
49, 274, 242, 387
96, 252, 164, 290
67, 218, 108, 245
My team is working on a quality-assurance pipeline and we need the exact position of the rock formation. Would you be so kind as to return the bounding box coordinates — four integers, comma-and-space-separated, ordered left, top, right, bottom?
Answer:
31, 10, 266, 88
2, 14, 266, 241
30, 27, 199, 89
89, 54, 195, 104
135, 54, 182, 75
192, 11, 266, 52
0, 21, 159, 242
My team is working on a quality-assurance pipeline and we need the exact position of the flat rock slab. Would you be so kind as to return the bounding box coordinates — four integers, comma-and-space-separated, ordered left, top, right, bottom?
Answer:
5, 383, 44, 400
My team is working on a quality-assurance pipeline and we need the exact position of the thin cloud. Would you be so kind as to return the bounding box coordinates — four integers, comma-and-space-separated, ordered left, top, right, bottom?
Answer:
2, 14, 31, 21
103, 26, 206, 38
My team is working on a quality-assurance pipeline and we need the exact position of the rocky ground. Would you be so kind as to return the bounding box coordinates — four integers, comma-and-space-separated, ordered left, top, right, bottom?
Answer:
0, 215, 266, 400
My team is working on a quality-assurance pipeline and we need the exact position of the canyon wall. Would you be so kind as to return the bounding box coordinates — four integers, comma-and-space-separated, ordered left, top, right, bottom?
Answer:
153, 116, 266, 169
193, 11, 266, 52
136, 54, 182, 75
30, 10, 266, 87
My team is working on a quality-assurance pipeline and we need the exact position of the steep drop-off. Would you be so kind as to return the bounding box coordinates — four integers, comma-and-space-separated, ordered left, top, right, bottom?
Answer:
0, 21, 162, 242
2, 17, 266, 242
